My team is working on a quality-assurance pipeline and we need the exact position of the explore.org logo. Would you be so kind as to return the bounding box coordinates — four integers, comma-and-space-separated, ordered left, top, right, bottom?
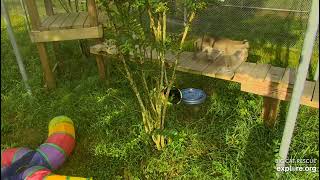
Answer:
276, 158, 318, 173
276, 166, 317, 173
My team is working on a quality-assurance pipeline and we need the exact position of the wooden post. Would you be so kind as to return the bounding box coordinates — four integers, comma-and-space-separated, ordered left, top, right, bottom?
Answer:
87, 0, 98, 26
36, 43, 56, 89
262, 96, 280, 128
44, 0, 64, 73
96, 55, 106, 80
95, 39, 109, 86
88, 1, 109, 86
44, 0, 54, 15
24, 0, 41, 30
25, 0, 56, 89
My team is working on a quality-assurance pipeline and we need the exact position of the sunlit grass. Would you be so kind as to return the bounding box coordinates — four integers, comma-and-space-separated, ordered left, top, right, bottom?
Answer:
1, 8, 319, 180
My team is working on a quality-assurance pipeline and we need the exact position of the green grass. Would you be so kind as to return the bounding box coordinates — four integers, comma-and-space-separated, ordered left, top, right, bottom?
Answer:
1, 10, 319, 180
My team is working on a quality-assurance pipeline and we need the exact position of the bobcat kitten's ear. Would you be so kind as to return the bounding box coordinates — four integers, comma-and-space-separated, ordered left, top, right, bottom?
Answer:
243, 40, 249, 48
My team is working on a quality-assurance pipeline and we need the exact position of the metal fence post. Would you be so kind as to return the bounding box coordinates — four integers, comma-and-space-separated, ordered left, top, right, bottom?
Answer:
1, 0, 32, 95
276, 0, 318, 169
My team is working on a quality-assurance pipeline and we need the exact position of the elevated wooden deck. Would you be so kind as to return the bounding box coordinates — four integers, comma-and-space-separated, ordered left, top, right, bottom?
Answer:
90, 44, 319, 109
29, 12, 105, 43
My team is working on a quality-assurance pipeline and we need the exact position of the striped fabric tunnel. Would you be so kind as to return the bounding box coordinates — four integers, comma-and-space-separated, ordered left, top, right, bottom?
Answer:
1, 116, 92, 180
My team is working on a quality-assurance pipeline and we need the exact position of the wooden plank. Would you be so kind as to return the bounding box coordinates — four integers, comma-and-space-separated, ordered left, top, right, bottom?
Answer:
49, 13, 69, 30
232, 62, 256, 82
72, 13, 88, 28
40, 16, 50, 27
83, 15, 92, 28
179, 57, 212, 75
215, 54, 247, 80
60, 13, 80, 29
302, 81, 316, 101
280, 68, 296, 88
248, 63, 271, 81
301, 100, 319, 109
40, 14, 61, 30
201, 56, 225, 78
304, 80, 319, 108
265, 66, 286, 83
177, 52, 195, 72
30, 26, 103, 43
312, 80, 319, 103
178, 52, 194, 63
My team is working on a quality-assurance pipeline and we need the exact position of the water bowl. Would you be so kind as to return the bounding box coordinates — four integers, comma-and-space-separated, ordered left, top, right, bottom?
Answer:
181, 88, 207, 105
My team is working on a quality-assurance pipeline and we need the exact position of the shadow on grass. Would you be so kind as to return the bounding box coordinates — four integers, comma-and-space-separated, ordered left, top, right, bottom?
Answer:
239, 124, 278, 179
169, 73, 267, 178
238, 98, 295, 179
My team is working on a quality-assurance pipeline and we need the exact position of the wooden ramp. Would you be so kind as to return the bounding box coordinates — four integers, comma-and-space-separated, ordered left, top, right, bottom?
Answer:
90, 43, 319, 109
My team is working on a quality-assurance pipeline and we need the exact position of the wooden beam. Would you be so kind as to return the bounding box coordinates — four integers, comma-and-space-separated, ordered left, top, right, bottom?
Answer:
24, 0, 41, 30
29, 25, 103, 43
241, 80, 318, 108
241, 83, 291, 101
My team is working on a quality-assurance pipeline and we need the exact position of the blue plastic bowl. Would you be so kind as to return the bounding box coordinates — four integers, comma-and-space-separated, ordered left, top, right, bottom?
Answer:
181, 88, 207, 105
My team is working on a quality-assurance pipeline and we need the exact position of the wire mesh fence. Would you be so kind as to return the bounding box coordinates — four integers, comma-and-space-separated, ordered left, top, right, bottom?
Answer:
167, 0, 318, 72
3, 0, 319, 75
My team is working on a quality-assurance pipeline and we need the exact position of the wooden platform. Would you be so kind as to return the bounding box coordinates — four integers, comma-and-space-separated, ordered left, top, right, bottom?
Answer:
29, 12, 104, 43
90, 43, 319, 109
